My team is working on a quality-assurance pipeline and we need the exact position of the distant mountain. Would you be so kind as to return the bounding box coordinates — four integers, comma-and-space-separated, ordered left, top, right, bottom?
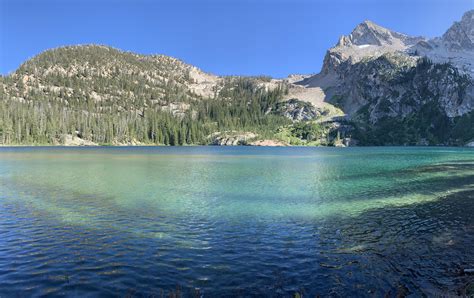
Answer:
442, 10, 474, 51
324, 20, 424, 71
294, 10, 474, 145
1, 11, 473, 146
411, 10, 474, 74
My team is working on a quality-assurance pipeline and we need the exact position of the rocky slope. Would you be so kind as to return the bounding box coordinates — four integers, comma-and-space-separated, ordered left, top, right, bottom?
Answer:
291, 10, 474, 145
2, 45, 221, 111
412, 10, 474, 74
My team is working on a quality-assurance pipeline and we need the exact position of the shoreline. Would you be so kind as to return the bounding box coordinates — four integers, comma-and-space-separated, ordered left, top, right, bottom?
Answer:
1, 144, 473, 148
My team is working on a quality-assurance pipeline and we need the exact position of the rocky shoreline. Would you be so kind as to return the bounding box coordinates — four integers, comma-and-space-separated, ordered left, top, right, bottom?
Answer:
1, 131, 473, 148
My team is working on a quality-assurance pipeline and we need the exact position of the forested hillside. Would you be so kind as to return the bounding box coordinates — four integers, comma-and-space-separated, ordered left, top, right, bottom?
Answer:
0, 45, 330, 145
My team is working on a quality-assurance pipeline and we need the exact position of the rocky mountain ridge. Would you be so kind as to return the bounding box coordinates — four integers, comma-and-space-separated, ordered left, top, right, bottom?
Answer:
1, 10, 473, 146
288, 10, 474, 145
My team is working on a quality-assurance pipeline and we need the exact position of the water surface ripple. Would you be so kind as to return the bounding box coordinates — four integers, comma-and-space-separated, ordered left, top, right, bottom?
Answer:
1, 147, 473, 296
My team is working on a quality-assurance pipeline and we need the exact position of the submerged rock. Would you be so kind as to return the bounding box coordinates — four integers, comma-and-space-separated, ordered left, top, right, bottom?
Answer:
462, 268, 474, 274
460, 281, 474, 297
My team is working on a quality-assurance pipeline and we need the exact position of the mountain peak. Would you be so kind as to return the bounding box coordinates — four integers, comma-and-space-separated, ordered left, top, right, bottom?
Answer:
347, 20, 392, 46
336, 20, 421, 48
461, 9, 474, 38
462, 9, 474, 22
442, 10, 474, 51
360, 20, 385, 31
360, 20, 376, 27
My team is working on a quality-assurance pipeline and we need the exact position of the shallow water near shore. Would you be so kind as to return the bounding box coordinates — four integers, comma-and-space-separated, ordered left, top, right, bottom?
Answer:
1, 146, 474, 296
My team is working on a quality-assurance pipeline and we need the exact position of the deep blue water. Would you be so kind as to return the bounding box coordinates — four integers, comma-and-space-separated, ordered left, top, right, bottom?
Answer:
0, 146, 473, 296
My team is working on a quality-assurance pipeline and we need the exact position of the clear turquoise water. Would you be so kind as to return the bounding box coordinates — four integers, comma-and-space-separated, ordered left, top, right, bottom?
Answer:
0, 147, 473, 296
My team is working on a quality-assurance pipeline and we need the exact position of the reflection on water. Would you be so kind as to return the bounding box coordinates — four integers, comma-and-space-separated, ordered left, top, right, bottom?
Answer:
0, 147, 473, 296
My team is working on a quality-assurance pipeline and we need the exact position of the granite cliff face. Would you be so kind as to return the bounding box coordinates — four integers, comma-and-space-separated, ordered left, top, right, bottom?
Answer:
322, 20, 424, 74
442, 10, 474, 51
412, 10, 474, 75
291, 10, 474, 145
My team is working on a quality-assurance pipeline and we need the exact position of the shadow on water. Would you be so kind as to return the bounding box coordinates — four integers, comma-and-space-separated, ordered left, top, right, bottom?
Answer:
302, 161, 474, 296
312, 158, 474, 182
314, 187, 474, 297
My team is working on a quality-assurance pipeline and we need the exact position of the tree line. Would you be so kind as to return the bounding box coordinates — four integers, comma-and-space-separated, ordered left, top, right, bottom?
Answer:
0, 77, 290, 145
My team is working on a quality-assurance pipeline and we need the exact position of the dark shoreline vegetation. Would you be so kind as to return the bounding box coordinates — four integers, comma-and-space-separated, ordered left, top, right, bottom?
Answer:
1, 46, 473, 147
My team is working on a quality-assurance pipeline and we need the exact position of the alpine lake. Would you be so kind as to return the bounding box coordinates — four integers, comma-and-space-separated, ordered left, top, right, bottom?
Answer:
1, 146, 473, 296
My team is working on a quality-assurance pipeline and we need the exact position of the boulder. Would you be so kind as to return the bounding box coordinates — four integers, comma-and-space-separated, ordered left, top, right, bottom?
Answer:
466, 140, 474, 147
63, 134, 97, 146
273, 99, 324, 121
249, 140, 288, 146
208, 131, 257, 146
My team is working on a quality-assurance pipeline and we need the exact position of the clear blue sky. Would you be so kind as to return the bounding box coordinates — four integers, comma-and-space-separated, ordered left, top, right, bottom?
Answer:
0, 0, 472, 77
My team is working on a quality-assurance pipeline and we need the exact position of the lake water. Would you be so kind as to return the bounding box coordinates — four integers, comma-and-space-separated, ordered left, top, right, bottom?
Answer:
0, 147, 473, 296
